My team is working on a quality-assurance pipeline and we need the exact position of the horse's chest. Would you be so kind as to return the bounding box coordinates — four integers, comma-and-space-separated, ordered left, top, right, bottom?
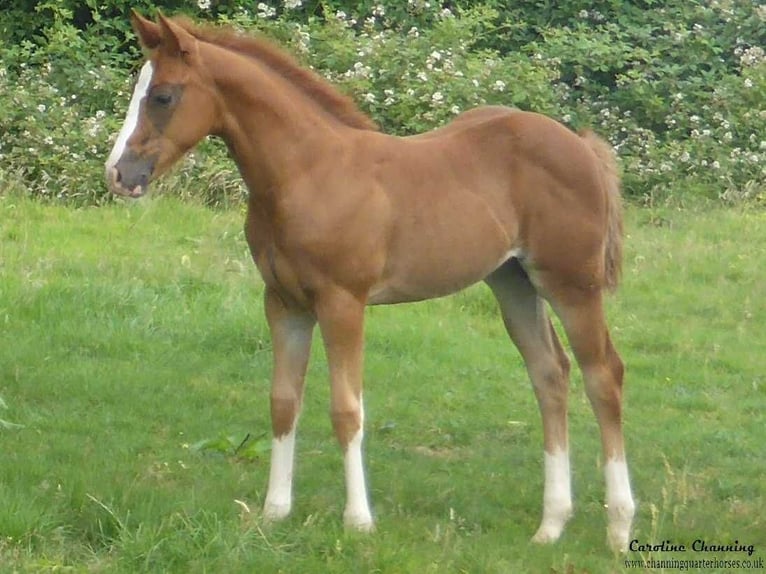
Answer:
245, 210, 314, 307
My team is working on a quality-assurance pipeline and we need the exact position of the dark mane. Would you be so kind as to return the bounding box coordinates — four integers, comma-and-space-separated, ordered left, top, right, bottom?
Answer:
172, 16, 379, 131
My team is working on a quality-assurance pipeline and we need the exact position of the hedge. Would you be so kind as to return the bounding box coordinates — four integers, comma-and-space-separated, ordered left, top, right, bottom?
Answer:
1, 1, 763, 205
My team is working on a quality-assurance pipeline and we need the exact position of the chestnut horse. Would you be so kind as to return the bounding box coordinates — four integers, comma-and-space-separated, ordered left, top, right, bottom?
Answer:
105, 12, 635, 551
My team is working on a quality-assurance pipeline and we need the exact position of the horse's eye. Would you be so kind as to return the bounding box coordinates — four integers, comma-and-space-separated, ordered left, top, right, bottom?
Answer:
153, 93, 173, 106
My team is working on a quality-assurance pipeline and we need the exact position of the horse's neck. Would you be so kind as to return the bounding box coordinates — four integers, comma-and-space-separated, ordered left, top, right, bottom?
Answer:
204, 46, 341, 197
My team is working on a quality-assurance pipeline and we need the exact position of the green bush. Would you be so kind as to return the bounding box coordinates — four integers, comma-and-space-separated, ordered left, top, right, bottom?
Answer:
0, 1, 764, 205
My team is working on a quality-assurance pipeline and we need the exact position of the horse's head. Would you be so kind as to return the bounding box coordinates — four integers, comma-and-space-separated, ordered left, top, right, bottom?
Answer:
105, 12, 219, 197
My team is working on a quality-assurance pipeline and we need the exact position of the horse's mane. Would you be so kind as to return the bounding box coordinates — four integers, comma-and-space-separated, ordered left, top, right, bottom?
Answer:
172, 16, 379, 132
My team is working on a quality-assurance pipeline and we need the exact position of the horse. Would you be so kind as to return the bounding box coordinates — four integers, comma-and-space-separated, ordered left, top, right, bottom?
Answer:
105, 11, 635, 551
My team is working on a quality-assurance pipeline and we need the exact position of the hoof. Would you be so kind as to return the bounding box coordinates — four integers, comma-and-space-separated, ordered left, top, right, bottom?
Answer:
531, 521, 565, 544
607, 522, 631, 553
606, 499, 635, 553
344, 510, 375, 533
531, 501, 572, 544
263, 501, 291, 522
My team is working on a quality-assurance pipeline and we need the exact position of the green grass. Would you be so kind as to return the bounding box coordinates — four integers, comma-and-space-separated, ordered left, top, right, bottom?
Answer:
0, 194, 764, 573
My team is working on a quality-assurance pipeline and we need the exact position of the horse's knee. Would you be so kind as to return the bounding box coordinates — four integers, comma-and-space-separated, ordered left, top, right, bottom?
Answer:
271, 396, 300, 437
530, 357, 570, 409
331, 408, 363, 448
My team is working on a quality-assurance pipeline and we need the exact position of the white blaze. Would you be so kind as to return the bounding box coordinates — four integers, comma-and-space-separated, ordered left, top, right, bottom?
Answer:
105, 61, 153, 174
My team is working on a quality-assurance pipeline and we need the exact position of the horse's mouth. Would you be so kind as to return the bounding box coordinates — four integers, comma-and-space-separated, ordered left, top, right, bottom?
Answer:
106, 166, 148, 198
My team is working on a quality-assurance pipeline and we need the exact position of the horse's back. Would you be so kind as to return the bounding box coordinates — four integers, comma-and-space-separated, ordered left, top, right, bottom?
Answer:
406, 107, 602, 196
404, 105, 519, 142
406, 108, 613, 291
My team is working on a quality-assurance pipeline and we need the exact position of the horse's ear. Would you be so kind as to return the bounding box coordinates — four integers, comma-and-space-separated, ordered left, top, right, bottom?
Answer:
157, 13, 198, 60
130, 10, 161, 49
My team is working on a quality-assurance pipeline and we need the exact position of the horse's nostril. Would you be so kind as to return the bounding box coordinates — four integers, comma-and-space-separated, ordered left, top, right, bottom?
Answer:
115, 170, 123, 183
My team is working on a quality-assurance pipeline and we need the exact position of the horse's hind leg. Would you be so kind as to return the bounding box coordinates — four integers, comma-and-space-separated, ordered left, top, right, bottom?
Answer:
485, 260, 573, 544
549, 288, 635, 552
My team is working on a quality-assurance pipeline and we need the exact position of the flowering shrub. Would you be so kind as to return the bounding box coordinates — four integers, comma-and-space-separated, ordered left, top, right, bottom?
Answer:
0, 1, 763, 205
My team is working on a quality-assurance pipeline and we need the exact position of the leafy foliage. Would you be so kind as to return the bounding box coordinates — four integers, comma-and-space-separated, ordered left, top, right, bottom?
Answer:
190, 432, 272, 462
0, 1, 764, 204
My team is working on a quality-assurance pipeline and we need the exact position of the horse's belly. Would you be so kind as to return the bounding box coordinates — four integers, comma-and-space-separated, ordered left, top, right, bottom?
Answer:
368, 248, 518, 305
368, 193, 517, 304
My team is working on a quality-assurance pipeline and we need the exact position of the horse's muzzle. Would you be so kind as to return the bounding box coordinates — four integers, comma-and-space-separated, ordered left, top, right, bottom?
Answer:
106, 150, 155, 198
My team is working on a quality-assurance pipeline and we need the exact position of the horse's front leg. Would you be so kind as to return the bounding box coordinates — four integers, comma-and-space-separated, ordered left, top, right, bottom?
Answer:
316, 288, 373, 531
263, 287, 316, 521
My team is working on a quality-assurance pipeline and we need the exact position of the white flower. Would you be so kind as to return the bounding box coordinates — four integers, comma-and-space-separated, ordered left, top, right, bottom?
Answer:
37, 104, 46, 113
364, 93, 376, 103
284, 0, 303, 9
711, 160, 720, 169
295, 30, 310, 53
95, 110, 106, 120
431, 91, 444, 105
744, 78, 753, 88
351, 61, 370, 78
257, 3, 276, 18
450, 105, 461, 115
197, 0, 211, 10
493, 80, 506, 92
372, 4, 385, 17
740, 46, 765, 67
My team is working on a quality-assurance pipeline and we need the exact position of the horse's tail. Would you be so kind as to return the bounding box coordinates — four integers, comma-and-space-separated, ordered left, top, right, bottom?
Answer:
580, 130, 624, 292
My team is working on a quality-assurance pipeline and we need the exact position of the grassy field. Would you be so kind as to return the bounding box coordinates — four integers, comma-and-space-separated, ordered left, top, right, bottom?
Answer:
0, 193, 764, 573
